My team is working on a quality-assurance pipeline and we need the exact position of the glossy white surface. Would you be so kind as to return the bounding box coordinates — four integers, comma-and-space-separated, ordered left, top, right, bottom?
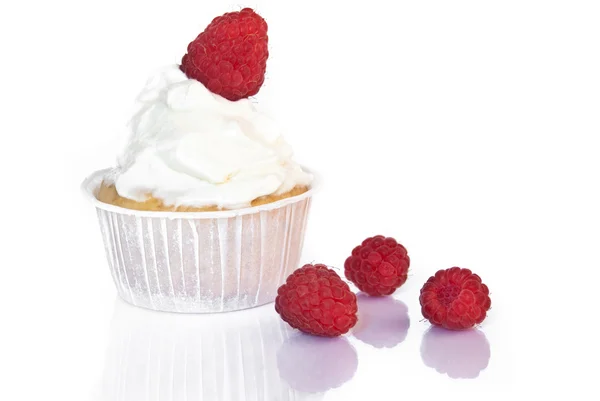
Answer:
97, 295, 496, 400
4, 0, 600, 399
87, 286, 508, 401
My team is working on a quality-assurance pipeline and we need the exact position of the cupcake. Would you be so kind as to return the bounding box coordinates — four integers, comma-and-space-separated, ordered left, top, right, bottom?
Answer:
82, 8, 317, 313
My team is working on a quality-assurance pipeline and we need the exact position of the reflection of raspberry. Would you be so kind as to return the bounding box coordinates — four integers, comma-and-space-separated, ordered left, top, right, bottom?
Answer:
277, 334, 358, 393
180, 8, 268, 101
352, 294, 410, 348
419, 267, 491, 330
421, 327, 491, 378
344, 235, 410, 296
275, 264, 358, 337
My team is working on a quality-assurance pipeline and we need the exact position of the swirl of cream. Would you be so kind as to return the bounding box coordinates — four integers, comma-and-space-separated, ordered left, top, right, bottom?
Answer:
109, 65, 312, 209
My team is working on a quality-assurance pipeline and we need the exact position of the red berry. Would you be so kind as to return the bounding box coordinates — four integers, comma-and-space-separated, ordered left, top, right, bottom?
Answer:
419, 267, 492, 330
344, 235, 410, 296
275, 264, 358, 337
180, 8, 268, 101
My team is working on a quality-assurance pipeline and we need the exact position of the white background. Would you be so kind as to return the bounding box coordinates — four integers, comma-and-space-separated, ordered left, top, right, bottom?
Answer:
1, 0, 599, 399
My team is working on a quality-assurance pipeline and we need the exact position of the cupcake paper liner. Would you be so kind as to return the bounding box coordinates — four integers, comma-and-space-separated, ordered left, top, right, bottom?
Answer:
82, 169, 316, 313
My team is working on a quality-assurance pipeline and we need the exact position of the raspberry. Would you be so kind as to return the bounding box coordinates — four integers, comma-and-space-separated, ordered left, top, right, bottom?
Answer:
275, 264, 358, 337
180, 8, 268, 101
419, 267, 492, 330
344, 235, 410, 296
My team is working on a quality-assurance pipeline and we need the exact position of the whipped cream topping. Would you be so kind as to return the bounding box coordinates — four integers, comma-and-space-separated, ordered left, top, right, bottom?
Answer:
108, 65, 312, 209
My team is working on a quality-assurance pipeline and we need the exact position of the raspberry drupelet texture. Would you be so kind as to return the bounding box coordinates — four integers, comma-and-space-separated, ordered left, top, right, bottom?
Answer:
181, 8, 268, 101
344, 235, 410, 296
419, 267, 492, 330
275, 264, 358, 337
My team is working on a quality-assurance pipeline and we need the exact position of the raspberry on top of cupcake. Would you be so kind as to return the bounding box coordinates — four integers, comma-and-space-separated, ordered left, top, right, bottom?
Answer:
181, 7, 269, 101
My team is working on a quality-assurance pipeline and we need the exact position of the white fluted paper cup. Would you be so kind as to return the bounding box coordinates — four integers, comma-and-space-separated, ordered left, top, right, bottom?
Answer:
82, 168, 318, 313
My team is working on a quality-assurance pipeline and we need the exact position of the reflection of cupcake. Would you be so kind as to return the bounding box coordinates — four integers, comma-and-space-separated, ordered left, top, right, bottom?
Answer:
101, 300, 324, 401
82, 8, 317, 313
